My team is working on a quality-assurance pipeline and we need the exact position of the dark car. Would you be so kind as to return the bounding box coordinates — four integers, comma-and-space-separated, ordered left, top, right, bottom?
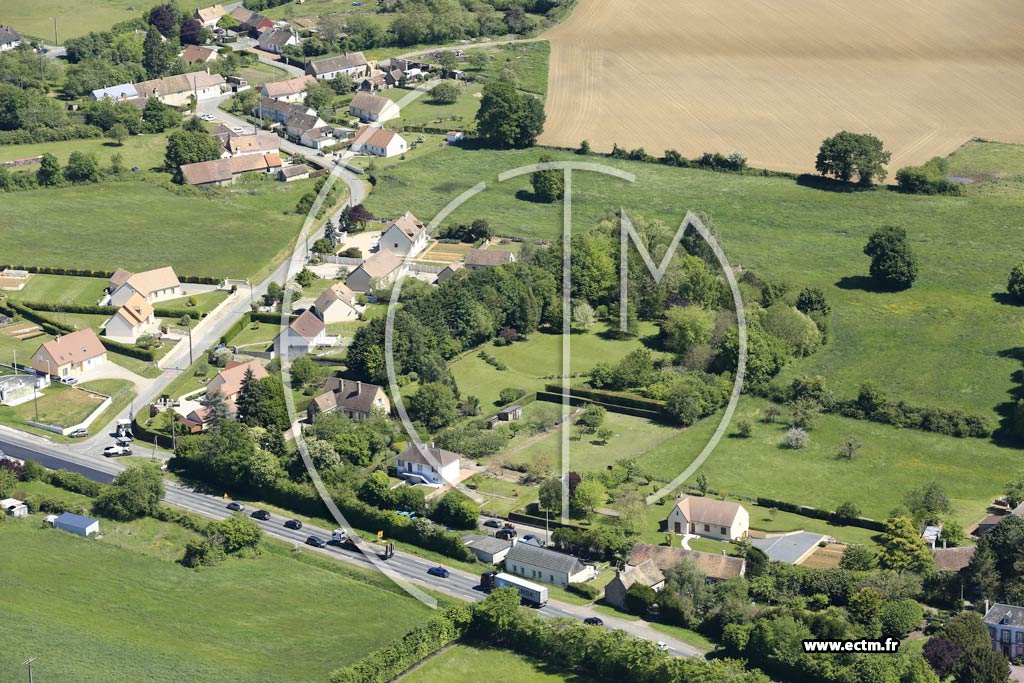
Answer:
226, 501, 245, 512
284, 519, 303, 530
250, 509, 271, 521
483, 519, 503, 528
523, 534, 541, 543
306, 535, 327, 548
584, 617, 604, 626
427, 566, 451, 578
495, 528, 517, 540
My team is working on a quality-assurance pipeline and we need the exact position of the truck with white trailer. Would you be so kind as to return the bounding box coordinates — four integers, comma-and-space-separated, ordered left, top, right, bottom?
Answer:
480, 570, 548, 607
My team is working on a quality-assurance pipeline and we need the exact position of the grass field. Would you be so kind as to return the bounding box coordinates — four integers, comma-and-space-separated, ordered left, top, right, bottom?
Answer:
540, 0, 1024, 172
0, 520, 433, 683
0, 179, 316, 280
367, 143, 1024, 422
5, 274, 108, 305
400, 644, 597, 683
0, 132, 171, 171
3, 0, 160, 41
238, 62, 290, 88
947, 139, 1024, 198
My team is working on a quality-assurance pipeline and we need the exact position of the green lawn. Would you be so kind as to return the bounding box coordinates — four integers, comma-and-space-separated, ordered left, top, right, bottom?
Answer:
400, 644, 598, 683
160, 290, 231, 316
0, 132, 171, 172
461, 41, 550, 97
0, 381, 104, 429
2, 0, 160, 40
384, 82, 482, 130
946, 140, 1024, 198
238, 61, 290, 87
0, 520, 433, 683
451, 322, 665, 409
5, 274, 108, 305
0, 179, 317, 280
230, 321, 282, 348
366, 142, 1024, 422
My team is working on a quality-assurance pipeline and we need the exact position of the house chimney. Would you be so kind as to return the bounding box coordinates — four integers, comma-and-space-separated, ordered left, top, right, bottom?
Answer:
356, 381, 361, 394
943, 539, 947, 549
986, 599, 990, 614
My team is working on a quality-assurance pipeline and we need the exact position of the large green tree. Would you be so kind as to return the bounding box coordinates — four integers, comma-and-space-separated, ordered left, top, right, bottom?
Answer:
475, 74, 545, 148
815, 130, 891, 185
530, 154, 564, 203
864, 225, 918, 290
878, 515, 934, 573
408, 382, 458, 431
165, 129, 222, 183
142, 27, 173, 78
94, 465, 165, 520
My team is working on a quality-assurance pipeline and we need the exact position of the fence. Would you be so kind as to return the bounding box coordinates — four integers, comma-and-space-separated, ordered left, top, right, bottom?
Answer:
318, 255, 364, 266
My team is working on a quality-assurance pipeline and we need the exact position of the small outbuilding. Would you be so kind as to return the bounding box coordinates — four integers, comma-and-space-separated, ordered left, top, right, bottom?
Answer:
497, 405, 522, 421
52, 511, 100, 537
462, 534, 512, 564
1, 497, 28, 517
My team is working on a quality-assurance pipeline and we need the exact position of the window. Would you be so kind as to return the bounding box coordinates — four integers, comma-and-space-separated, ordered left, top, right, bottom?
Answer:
990, 627, 997, 639
1016, 631, 1023, 643
703, 524, 710, 532
1003, 630, 1012, 643
721, 526, 728, 535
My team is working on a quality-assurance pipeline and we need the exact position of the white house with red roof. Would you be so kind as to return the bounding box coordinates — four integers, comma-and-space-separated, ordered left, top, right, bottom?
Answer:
379, 211, 427, 258
31, 329, 108, 379
349, 126, 407, 158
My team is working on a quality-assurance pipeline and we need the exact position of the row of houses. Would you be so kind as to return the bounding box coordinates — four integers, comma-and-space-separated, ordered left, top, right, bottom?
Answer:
91, 71, 227, 108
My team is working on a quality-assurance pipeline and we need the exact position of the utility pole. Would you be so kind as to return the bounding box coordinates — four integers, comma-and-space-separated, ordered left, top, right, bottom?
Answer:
188, 323, 193, 365
32, 384, 39, 423
53, 17, 58, 46
24, 657, 36, 683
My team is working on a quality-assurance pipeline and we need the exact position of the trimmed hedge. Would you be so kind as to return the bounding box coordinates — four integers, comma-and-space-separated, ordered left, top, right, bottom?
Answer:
566, 582, 602, 600
21, 301, 119, 316
537, 389, 664, 421
754, 496, 887, 533
3, 300, 157, 361
46, 468, 104, 498
0, 264, 222, 284
329, 605, 473, 683
0, 125, 103, 146
152, 504, 211, 534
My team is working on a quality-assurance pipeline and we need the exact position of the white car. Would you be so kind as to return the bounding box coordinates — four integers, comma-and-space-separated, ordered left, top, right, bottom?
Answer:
102, 445, 131, 457
232, 126, 244, 134
656, 641, 669, 652
201, 114, 217, 122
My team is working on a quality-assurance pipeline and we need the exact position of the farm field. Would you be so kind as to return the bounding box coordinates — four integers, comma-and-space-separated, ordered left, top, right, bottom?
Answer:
539, 0, 1024, 173
0, 179, 316, 280
2, 0, 158, 41
0, 520, 433, 683
366, 143, 1024, 421
0, 132, 171, 171
400, 644, 598, 683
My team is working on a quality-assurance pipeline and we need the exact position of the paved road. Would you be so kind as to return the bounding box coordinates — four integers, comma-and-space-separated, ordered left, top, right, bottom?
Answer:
0, 430, 704, 658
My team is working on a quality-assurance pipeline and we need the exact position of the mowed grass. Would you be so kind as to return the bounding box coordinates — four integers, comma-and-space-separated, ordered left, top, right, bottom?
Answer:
5, 274, 108, 305
0, 132, 171, 171
947, 139, 1024, 198
450, 322, 665, 408
366, 143, 1024, 419
0, 180, 316, 280
0, 521, 433, 683
400, 644, 599, 683
3, 0, 160, 40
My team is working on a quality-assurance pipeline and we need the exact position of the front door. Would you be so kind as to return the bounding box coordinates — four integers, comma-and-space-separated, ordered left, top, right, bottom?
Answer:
674, 522, 681, 534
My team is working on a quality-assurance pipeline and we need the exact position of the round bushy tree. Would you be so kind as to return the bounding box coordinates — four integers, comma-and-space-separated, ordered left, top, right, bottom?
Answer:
1008, 263, 1024, 302
864, 225, 918, 290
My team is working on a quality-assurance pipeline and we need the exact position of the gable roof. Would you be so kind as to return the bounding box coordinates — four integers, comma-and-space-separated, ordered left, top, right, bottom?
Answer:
462, 534, 512, 555
674, 495, 746, 528
37, 329, 106, 366
259, 27, 296, 50
115, 293, 154, 326
613, 559, 666, 591
351, 125, 401, 150
0, 26, 21, 44
180, 153, 282, 185
92, 83, 138, 100
627, 543, 746, 580
210, 359, 268, 397
123, 267, 180, 297
289, 309, 325, 339
286, 111, 323, 133
227, 132, 279, 155
310, 52, 368, 75
136, 72, 225, 98
385, 211, 426, 241
465, 248, 514, 267
350, 92, 394, 116
932, 545, 976, 572
397, 444, 461, 468
195, 5, 226, 23
230, 6, 256, 23
55, 511, 98, 529
506, 543, 588, 576
314, 282, 357, 312
315, 377, 386, 416
984, 603, 1024, 628
181, 45, 217, 63
355, 250, 403, 278
263, 75, 316, 99
109, 267, 133, 289
281, 164, 310, 178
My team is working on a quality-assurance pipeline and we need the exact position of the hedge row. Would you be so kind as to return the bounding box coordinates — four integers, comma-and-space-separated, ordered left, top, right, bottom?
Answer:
544, 383, 665, 412
536, 390, 664, 421
21, 301, 118, 315
832, 397, 991, 439
753, 496, 887, 533
329, 605, 473, 683
4, 300, 157, 361
46, 468, 104, 498
0, 125, 103, 146
151, 504, 211, 534
0, 264, 222, 284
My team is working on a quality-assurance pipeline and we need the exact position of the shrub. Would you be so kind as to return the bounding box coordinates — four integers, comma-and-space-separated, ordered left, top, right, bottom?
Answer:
1008, 262, 1024, 302
783, 427, 809, 449
499, 387, 527, 405
567, 581, 602, 600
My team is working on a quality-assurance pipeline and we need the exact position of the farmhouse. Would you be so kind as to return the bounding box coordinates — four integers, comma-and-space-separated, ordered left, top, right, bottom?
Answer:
0, 26, 21, 52
627, 543, 746, 580
194, 5, 226, 27
345, 251, 403, 293
435, 261, 464, 284
277, 309, 329, 356
104, 294, 158, 343
257, 97, 314, 124
307, 52, 370, 81
312, 282, 360, 323
134, 72, 226, 107
350, 92, 400, 123
932, 545, 976, 575
349, 126, 406, 158
109, 267, 182, 306
462, 534, 512, 564
91, 84, 138, 101
604, 560, 666, 609
181, 45, 219, 64
224, 132, 280, 157
52, 512, 100, 537
667, 495, 749, 541
307, 377, 390, 422
984, 603, 1024, 660
464, 248, 515, 270
280, 164, 310, 182
396, 444, 461, 486
258, 27, 299, 55
379, 211, 427, 258
262, 75, 317, 103
207, 359, 269, 404
180, 152, 283, 186
1, 498, 28, 517
31, 329, 108, 379
504, 542, 595, 587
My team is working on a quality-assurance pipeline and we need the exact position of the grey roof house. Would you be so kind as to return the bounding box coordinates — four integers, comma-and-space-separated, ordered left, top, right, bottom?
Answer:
504, 542, 596, 586
462, 534, 513, 564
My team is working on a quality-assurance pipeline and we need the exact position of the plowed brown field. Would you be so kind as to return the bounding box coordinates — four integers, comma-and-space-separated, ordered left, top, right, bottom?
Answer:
540, 0, 1024, 173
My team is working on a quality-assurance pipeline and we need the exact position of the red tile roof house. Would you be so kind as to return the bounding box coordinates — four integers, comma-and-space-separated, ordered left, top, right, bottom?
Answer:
181, 45, 219, 64
179, 153, 283, 187
312, 282, 360, 323
667, 495, 750, 541
261, 75, 317, 103
109, 266, 182, 306
349, 126, 407, 158
206, 359, 269, 404
31, 329, 108, 379
306, 377, 390, 422
378, 211, 427, 258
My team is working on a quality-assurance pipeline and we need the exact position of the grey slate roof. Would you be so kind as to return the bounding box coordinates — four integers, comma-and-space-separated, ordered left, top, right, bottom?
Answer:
462, 534, 512, 554
0, 26, 21, 44
309, 52, 368, 75
750, 531, 826, 565
984, 603, 1024, 627
506, 543, 587, 576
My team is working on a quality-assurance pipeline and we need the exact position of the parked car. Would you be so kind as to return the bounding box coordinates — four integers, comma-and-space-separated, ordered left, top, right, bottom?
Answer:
69, 428, 88, 438
102, 444, 131, 457
226, 501, 245, 512
523, 534, 542, 543
427, 566, 450, 578
483, 519, 503, 528
60, 377, 78, 386
657, 641, 669, 652
250, 509, 271, 521
306, 535, 327, 548
583, 617, 604, 626
495, 528, 517, 540
284, 519, 303, 530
